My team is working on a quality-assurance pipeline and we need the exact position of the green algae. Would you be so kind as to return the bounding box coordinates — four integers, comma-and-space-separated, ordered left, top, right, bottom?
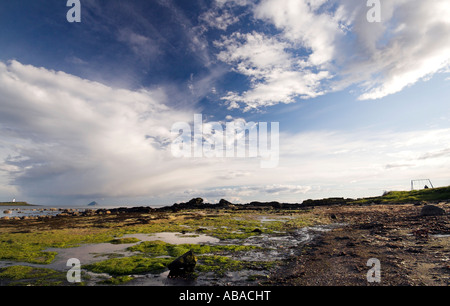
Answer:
0, 265, 70, 286
83, 256, 171, 276
127, 240, 261, 257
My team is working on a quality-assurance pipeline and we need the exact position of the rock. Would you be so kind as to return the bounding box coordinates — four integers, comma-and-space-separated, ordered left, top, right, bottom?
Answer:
219, 199, 232, 206
187, 198, 204, 206
168, 250, 197, 277
3, 210, 12, 214
335, 236, 350, 240
252, 228, 263, 233
420, 205, 445, 216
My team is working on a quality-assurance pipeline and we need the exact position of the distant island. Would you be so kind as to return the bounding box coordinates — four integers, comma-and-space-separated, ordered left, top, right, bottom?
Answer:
88, 201, 99, 206
0, 201, 34, 207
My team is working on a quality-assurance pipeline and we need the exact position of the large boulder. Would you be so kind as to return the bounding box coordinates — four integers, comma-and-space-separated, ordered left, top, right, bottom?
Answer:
420, 205, 445, 216
219, 199, 232, 206
187, 198, 204, 206
168, 250, 197, 277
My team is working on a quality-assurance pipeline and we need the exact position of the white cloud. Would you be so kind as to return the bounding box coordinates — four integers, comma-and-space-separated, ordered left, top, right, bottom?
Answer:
254, 0, 341, 66
215, 31, 330, 110
1, 61, 450, 205
117, 29, 160, 62
279, 128, 450, 186
199, 9, 240, 31
214, 0, 450, 109
0, 60, 196, 202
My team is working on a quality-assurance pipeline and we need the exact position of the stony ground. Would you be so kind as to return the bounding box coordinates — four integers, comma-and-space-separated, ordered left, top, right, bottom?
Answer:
267, 203, 450, 286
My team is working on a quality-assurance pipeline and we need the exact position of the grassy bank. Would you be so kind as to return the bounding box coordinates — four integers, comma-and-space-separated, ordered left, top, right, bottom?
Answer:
0, 202, 34, 207
353, 185, 450, 204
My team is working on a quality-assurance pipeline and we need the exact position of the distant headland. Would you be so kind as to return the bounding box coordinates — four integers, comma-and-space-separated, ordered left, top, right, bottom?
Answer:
0, 201, 34, 207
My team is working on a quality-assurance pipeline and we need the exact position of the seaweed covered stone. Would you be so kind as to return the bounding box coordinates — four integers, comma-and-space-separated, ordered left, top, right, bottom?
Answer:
168, 250, 197, 277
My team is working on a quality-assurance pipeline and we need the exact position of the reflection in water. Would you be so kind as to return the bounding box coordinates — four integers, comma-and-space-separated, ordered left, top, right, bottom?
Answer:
0, 225, 343, 286
0, 232, 220, 272
122, 232, 220, 245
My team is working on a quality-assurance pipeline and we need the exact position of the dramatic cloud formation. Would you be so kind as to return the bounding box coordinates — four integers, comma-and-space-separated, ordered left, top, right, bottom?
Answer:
0, 1, 449, 205
0, 60, 195, 202
213, 0, 450, 110
1, 60, 448, 204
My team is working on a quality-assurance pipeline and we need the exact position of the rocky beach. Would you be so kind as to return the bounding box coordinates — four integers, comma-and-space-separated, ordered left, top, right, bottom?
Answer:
0, 188, 449, 286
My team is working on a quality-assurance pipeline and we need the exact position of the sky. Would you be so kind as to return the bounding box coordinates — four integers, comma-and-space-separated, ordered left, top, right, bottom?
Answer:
0, 0, 450, 206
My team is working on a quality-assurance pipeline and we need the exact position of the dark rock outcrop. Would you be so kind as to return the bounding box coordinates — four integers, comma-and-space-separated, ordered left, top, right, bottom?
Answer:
168, 250, 197, 277
420, 205, 445, 216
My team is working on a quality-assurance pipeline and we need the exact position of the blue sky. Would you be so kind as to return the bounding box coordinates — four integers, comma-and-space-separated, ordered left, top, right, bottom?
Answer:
1, 0, 450, 206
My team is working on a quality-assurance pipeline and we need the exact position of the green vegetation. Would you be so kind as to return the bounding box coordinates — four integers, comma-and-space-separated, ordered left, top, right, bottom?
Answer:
354, 186, 450, 204
83, 256, 171, 276
109, 237, 141, 244
84, 240, 273, 278
0, 265, 69, 286
0, 209, 321, 264
0, 202, 33, 206
196, 255, 278, 277
98, 275, 134, 285
0, 229, 120, 264
0, 208, 323, 285
173, 210, 323, 239
128, 240, 261, 257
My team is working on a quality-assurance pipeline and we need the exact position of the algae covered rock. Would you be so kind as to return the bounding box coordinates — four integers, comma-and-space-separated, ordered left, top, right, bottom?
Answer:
168, 250, 197, 277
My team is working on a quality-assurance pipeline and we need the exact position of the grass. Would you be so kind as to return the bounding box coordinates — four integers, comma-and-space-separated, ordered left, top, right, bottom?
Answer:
353, 186, 450, 204
0, 202, 33, 206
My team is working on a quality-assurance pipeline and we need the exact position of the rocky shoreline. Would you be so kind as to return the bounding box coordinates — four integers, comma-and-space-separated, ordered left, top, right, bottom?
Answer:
0, 196, 448, 286
1, 196, 448, 221
267, 202, 449, 286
